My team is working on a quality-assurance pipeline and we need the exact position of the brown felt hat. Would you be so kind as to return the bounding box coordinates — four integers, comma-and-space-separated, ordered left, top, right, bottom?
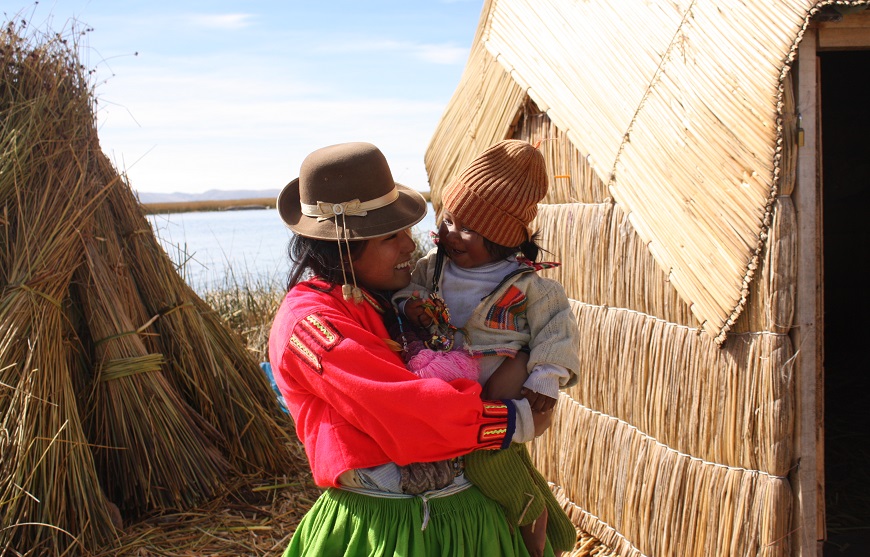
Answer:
277, 142, 427, 240
441, 139, 548, 247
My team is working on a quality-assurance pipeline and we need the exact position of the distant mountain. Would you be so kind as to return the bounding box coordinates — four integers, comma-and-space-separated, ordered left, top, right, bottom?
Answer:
136, 189, 281, 204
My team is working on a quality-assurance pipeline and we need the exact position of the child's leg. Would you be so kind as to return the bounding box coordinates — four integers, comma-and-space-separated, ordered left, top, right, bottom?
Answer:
516, 443, 578, 554
464, 444, 546, 554
482, 350, 529, 400
521, 506, 550, 557
465, 444, 577, 556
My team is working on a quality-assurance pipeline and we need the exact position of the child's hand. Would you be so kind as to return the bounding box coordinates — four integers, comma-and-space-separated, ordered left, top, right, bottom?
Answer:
520, 388, 557, 414
404, 299, 433, 328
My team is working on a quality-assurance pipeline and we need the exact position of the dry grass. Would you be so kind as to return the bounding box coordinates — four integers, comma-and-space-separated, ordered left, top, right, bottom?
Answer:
92, 462, 323, 557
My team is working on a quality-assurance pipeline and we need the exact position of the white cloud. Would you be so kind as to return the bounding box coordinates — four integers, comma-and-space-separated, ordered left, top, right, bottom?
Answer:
96, 69, 445, 194
186, 13, 255, 30
315, 38, 468, 65
416, 43, 467, 65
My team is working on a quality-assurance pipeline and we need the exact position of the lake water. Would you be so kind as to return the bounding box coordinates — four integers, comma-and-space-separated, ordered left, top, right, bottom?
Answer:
147, 206, 437, 293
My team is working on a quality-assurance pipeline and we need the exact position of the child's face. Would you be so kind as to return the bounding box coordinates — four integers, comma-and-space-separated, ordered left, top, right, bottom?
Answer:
438, 210, 499, 268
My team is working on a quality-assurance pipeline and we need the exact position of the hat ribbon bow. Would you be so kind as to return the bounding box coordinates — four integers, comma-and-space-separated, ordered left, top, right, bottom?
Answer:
301, 188, 399, 222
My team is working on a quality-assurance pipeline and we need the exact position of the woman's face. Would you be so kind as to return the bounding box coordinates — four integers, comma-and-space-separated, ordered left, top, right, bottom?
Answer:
351, 228, 417, 292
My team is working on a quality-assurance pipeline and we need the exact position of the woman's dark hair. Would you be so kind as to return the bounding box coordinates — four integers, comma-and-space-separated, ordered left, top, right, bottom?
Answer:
482, 230, 545, 262
285, 234, 368, 290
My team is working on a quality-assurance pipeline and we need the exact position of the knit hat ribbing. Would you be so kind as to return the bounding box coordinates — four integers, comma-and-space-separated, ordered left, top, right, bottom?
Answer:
441, 140, 548, 247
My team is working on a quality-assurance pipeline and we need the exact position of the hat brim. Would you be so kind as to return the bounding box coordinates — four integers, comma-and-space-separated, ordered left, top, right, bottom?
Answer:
277, 179, 428, 240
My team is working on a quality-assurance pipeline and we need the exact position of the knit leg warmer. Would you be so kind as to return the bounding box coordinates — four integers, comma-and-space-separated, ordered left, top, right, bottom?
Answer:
465, 444, 577, 552
465, 445, 545, 529
515, 442, 578, 552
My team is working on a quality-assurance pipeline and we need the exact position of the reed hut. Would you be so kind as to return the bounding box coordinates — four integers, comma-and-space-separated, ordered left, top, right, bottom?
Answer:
0, 22, 304, 556
427, 2, 870, 555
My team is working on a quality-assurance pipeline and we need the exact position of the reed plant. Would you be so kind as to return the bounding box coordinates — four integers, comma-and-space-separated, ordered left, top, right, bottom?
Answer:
200, 274, 284, 364
1, 19, 120, 554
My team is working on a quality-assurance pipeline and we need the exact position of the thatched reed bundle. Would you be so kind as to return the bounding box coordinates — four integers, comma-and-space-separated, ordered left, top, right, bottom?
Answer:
729, 196, 796, 335
552, 301, 794, 475
533, 192, 797, 336
0, 21, 119, 554
1, 21, 302, 556
429, 1, 824, 344
76, 238, 231, 512
484, 0, 794, 343
100, 161, 292, 472
539, 395, 792, 557
535, 202, 697, 327
527, 174, 795, 556
519, 65, 796, 557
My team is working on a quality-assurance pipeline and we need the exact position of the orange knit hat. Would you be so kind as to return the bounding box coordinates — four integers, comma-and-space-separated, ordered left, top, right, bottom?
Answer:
441, 140, 548, 247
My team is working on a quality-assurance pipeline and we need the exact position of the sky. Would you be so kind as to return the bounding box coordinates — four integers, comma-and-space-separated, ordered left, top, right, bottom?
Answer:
5, 0, 484, 195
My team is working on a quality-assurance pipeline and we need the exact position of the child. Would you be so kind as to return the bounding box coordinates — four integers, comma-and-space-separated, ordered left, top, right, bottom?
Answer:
393, 139, 580, 557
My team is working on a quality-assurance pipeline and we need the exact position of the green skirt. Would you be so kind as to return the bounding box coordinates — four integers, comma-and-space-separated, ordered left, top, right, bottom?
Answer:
283, 485, 555, 557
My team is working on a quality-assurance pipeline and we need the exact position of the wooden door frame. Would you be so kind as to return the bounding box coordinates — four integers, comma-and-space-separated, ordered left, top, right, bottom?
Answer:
794, 9, 870, 556
793, 26, 823, 557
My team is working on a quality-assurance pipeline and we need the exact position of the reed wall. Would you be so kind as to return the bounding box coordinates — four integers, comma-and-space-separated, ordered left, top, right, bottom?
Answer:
518, 102, 796, 557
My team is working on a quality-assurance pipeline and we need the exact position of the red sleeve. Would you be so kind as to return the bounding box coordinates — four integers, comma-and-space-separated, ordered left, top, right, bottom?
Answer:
270, 286, 514, 478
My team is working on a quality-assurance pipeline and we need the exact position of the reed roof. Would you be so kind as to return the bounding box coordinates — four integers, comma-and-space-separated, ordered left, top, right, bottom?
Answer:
427, 0, 858, 342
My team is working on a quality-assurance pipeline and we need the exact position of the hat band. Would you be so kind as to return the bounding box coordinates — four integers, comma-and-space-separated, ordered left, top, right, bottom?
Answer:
301, 188, 399, 222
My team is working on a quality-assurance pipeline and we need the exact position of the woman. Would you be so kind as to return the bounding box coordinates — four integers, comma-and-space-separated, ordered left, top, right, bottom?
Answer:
269, 142, 557, 556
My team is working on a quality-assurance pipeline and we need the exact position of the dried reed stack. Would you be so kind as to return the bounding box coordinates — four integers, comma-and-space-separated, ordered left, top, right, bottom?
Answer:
102, 178, 293, 472
76, 238, 231, 512
1, 22, 301, 556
